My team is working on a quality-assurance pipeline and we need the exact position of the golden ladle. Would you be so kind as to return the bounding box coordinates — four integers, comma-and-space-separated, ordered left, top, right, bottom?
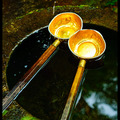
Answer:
2, 12, 83, 112
48, 12, 83, 46
61, 29, 106, 120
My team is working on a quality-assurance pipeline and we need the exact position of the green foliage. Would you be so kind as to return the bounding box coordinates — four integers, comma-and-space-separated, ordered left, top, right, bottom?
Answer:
55, 5, 91, 10
15, 8, 44, 19
2, 110, 8, 116
78, 5, 90, 8
21, 115, 39, 120
106, 0, 117, 6
113, 7, 118, 13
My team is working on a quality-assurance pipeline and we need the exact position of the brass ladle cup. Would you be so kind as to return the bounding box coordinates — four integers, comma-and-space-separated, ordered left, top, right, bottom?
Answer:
2, 12, 83, 112
61, 29, 106, 120
48, 12, 83, 47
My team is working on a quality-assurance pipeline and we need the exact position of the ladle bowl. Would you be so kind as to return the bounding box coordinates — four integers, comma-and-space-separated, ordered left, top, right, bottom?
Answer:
46, 12, 83, 56
61, 29, 106, 120
68, 29, 106, 60
48, 12, 83, 40
48, 12, 83, 49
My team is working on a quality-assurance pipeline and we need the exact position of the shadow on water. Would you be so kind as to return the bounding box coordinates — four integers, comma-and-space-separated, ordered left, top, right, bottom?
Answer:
6, 24, 118, 120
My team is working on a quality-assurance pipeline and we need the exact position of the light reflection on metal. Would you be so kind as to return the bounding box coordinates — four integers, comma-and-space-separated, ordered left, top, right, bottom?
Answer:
74, 41, 97, 58
48, 12, 83, 40
68, 29, 106, 59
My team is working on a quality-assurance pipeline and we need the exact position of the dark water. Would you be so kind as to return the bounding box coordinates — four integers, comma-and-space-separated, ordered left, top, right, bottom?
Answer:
6, 24, 118, 120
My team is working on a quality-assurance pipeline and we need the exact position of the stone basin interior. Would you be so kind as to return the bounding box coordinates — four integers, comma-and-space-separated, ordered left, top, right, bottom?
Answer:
6, 24, 117, 120
2, 0, 118, 120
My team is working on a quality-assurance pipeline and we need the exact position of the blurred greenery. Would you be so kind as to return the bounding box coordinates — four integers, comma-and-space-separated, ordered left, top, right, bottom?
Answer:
105, 0, 117, 6
21, 115, 39, 120
2, 110, 8, 116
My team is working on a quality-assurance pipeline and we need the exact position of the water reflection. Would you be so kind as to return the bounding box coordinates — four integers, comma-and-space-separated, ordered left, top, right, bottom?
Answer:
98, 103, 117, 117
83, 91, 117, 118
84, 92, 96, 108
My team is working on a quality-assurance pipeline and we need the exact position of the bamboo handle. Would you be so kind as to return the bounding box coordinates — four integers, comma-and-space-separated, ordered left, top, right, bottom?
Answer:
61, 59, 86, 120
2, 39, 61, 112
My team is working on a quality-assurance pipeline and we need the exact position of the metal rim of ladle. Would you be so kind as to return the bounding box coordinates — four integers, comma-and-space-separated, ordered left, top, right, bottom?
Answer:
48, 12, 83, 40
68, 29, 106, 60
